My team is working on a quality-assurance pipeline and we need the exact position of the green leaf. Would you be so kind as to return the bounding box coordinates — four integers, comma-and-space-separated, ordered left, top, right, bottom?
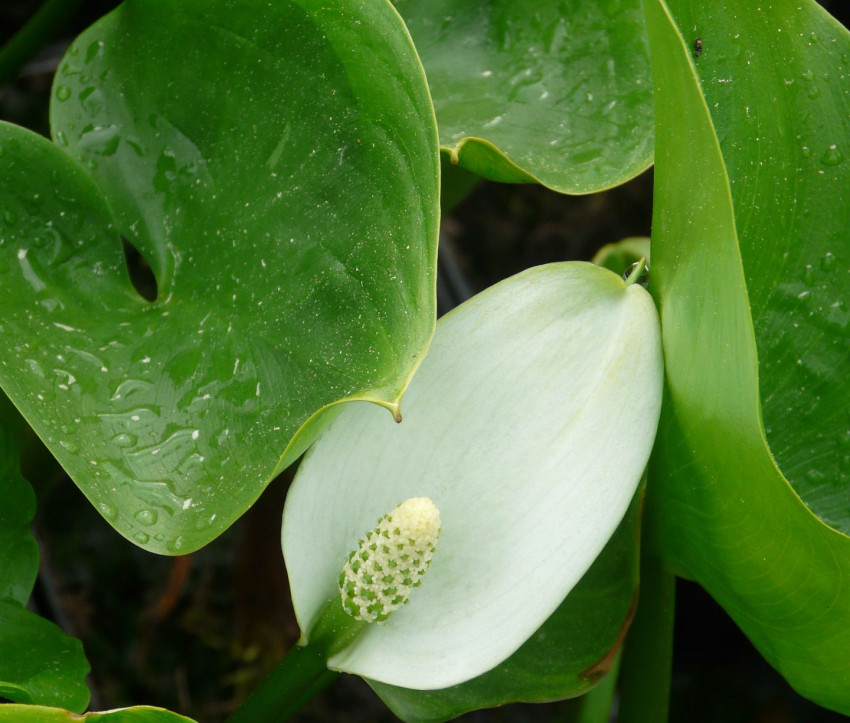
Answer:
367, 492, 641, 723
394, 0, 654, 193
0, 705, 195, 722
0, 394, 89, 711
0, 601, 89, 712
0, 0, 439, 554
646, 0, 850, 713
283, 262, 662, 690
0, 393, 38, 605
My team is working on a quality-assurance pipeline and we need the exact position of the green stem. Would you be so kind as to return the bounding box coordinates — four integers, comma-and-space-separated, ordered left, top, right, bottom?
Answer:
225, 643, 339, 723
617, 539, 676, 723
0, 0, 84, 85
574, 651, 622, 723
226, 601, 364, 723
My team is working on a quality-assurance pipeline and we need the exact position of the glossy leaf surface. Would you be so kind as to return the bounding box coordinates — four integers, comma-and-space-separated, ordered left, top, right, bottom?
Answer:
394, 0, 654, 192
0, 602, 89, 711
368, 492, 641, 723
0, 396, 90, 712
0, 0, 439, 554
0, 705, 195, 722
0, 393, 37, 605
647, 0, 850, 712
284, 262, 662, 690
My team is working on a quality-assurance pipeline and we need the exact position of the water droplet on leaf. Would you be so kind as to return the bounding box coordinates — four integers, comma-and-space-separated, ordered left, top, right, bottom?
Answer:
134, 508, 158, 526
821, 252, 836, 271
112, 432, 138, 448
167, 536, 185, 553
78, 125, 121, 156
803, 264, 815, 285
821, 144, 844, 166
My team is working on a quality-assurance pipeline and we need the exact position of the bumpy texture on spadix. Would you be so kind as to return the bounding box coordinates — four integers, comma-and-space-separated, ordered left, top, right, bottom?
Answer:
340, 498, 440, 622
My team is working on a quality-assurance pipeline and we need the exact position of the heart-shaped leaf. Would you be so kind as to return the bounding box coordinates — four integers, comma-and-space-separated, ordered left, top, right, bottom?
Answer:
0, 0, 439, 554
646, 0, 850, 712
394, 0, 654, 192
283, 262, 662, 690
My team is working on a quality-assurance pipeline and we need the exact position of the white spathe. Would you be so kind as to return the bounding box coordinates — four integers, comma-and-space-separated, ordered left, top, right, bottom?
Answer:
282, 261, 663, 690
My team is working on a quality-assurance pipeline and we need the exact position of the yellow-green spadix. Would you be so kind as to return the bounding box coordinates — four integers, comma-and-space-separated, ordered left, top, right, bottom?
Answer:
282, 261, 663, 690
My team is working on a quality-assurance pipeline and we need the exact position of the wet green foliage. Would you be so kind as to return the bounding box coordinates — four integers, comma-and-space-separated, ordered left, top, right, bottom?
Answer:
0, 0, 848, 721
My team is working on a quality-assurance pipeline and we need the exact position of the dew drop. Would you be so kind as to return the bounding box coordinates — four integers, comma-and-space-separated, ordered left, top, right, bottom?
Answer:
805, 468, 826, 483
803, 264, 815, 285
821, 144, 844, 166
821, 252, 836, 271
58, 439, 79, 454
167, 536, 185, 553
99, 502, 117, 521
55, 85, 71, 102
85, 40, 103, 64
78, 124, 121, 156
134, 508, 158, 526
112, 432, 138, 448
133, 531, 150, 544
193, 514, 215, 531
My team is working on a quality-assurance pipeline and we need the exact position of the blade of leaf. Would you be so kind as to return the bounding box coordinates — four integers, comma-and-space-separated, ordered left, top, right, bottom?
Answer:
676, 1, 850, 532
393, 0, 654, 193
647, 0, 850, 712
0, 601, 89, 712
0, 0, 439, 554
0, 393, 90, 712
0, 392, 38, 605
367, 490, 641, 723
0, 705, 196, 722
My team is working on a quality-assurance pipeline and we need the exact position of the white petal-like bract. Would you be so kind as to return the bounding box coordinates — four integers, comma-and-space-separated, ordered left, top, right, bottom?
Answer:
282, 262, 663, 690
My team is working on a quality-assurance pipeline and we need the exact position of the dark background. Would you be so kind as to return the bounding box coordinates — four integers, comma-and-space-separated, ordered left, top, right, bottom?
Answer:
2, 1, 849, 721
